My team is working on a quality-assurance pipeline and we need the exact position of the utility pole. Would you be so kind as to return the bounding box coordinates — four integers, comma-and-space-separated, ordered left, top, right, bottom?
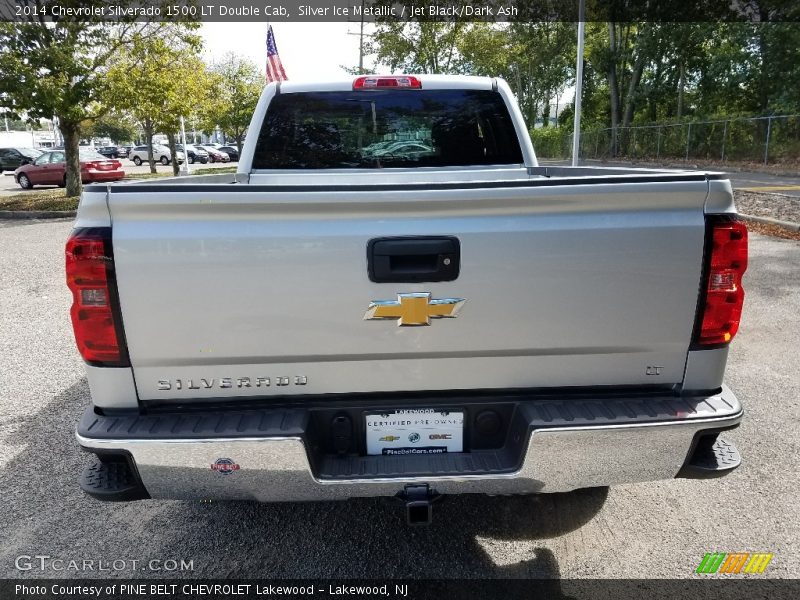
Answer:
358, 0, 365, 73
348, 1, 368, 74
571, 0, 585, 167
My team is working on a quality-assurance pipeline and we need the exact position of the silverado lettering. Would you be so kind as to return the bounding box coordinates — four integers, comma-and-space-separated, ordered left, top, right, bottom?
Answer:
156, 376, 308, 391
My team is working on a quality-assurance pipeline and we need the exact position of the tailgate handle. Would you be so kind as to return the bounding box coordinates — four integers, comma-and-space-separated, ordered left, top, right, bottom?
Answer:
368, 236, 460, 283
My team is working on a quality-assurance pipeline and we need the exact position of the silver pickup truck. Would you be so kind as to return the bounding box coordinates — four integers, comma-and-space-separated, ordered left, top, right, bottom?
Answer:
69, 75, 747, 524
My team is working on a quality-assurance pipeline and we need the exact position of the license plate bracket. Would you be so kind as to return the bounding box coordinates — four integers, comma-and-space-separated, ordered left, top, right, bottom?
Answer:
365, 409, 464, 456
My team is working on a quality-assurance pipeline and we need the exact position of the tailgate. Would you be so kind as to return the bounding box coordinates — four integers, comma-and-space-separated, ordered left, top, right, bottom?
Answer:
108, 179, 709, 401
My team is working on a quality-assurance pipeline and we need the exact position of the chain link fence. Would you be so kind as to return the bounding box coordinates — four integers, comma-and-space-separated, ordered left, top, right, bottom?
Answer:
532, 115, 800, 165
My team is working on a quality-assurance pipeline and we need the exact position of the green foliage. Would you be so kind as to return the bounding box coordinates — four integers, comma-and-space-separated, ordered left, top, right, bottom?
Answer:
105, 31, 206, 134
368, 22, 472, 73
529, 127, 570, 159
104, 29, 210, 172
83, 112, 139, 144
208, 53, 262, 150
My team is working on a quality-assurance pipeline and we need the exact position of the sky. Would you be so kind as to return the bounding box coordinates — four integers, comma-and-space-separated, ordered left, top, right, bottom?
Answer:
200, 22, 375, 81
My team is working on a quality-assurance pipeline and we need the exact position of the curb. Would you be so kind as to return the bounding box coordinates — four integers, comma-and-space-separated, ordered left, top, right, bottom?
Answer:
0, 210, 76, 220
736, 189, 800, 200
739, 213, 800, 232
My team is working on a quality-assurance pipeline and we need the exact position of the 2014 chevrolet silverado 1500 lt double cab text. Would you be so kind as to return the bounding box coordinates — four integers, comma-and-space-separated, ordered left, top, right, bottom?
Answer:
69, 75, 747, 524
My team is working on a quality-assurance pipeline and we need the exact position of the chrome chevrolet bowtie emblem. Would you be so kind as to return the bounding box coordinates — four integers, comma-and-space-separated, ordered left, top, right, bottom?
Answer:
364, 293, 466, 326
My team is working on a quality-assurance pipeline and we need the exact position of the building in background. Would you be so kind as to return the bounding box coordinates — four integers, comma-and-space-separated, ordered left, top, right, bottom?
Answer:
0, 130, 56, 148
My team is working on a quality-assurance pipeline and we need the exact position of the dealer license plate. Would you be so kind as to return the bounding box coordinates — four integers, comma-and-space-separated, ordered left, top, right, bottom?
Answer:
365, 409, 464, 456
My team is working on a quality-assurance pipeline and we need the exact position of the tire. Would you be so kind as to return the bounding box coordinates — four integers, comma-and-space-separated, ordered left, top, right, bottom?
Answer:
208, 156, 216, 163
133, 156, 142, 166
17, 173, 32, 189
160, 156, 169, 165
188, 156, 194, 164
58, 174, 66, 188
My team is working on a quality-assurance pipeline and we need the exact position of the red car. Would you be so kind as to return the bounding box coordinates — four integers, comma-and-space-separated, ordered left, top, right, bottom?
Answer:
197, 145, 231, 163
14, 149, 125, 189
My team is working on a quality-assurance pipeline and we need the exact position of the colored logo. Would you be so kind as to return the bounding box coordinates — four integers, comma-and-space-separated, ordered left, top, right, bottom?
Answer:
429, 433, 452, 440
210, 458, 240, 475
408, 432, 421, 443
364, 293, 466, 326
379, 435, 400, 442
696, 552, 773, 574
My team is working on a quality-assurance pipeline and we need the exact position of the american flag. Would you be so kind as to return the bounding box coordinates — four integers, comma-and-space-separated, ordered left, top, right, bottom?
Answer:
265, 26, 288, 83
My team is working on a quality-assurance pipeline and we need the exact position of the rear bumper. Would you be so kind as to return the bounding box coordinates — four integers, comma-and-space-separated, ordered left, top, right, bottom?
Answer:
84, 172, 125, 182
76, 386, 742, 501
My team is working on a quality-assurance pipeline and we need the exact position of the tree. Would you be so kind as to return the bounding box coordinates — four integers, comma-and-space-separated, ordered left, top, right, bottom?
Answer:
0, 10, 196, 196
502, 23, 575, 127
367, 22, 472, 73
83, 112, 139, 144
105, 31, 209, 175
209, 54, 262, 154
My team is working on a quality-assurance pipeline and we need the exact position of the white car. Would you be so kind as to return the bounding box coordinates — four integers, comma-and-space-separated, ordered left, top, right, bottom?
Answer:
128, 145, 184, 166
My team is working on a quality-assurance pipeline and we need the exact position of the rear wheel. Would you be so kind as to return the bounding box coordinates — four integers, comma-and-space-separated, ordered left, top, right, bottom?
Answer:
133, 156, 142, 166
160, 156, 169, 165
188, 155, 194, 164
58, 174, 66, 188
17, 173, 32, 189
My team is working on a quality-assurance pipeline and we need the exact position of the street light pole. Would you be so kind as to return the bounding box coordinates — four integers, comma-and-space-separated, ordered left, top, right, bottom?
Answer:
180, 115, 190, 175
571, 0, 585, 167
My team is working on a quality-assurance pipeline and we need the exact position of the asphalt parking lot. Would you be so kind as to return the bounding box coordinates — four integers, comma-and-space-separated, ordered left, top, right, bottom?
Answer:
0, 219, 798, 580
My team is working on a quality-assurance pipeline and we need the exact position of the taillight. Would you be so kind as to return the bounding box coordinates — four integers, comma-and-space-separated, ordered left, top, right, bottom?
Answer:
65, 228, 129, 366
353, 75, 422, 89
696, 219, 748, 346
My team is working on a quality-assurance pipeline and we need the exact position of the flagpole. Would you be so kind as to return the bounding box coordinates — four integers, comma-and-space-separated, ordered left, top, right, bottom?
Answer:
571, 0, 585, 167
265, 21, 270, 82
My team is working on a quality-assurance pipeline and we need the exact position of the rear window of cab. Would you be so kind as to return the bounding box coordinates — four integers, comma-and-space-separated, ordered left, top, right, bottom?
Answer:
252, 89, 523, 169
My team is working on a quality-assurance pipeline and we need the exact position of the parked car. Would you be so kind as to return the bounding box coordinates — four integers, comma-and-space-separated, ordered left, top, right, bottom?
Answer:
14, 149, 124, 188
218, 145, 240, 162
367, 141, 434, 160
196, 145, 230, 163
128, 145, 184, 166
0, 147, 44, 173
176, 144, 209, 165
97, 145, 128, 159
